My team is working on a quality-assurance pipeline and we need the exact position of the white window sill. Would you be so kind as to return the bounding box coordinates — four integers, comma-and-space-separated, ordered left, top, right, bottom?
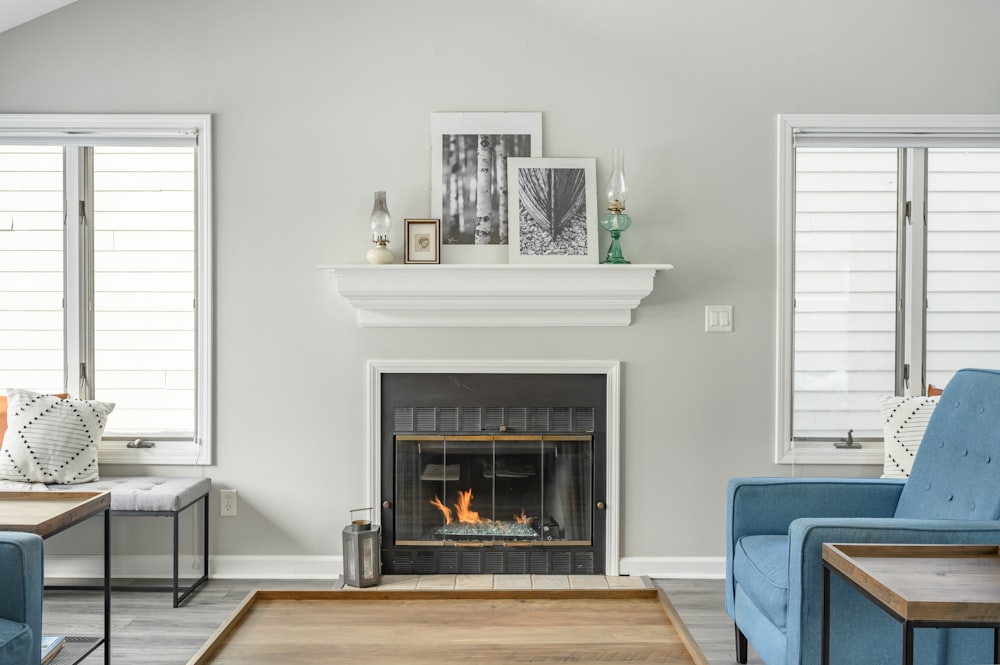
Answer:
98, 439, 206, 466
777, 444, 885, 466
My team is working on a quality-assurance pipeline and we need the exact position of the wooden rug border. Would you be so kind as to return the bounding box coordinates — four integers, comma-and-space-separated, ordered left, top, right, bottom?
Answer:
188, 587, 709, 665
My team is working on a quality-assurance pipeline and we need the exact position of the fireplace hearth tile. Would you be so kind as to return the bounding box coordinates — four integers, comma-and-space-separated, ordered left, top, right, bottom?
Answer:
607, 575, 650, 588
568, 575, 611, 589
455, 574, 495, 590
492, 574, 533, 590
531, 574, 571, 590
415, 575, 456, 590
374, 575, 419, 590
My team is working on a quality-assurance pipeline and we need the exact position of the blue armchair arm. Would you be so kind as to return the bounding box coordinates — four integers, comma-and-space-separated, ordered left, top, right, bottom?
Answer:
726, 477, 905, 615
0, 532, 43, 665
787, 518, 1000, 665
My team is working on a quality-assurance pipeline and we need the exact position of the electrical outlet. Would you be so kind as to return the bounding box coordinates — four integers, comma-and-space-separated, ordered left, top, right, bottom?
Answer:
220, 489, 237, 517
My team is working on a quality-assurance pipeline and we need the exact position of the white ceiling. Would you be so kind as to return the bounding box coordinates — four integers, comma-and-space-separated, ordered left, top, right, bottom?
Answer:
0, 0, 78, 34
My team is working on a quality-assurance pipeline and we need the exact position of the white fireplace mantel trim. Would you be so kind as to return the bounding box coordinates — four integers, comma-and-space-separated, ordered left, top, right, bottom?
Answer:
322, 264, 673, 327
367, 359, 621, 575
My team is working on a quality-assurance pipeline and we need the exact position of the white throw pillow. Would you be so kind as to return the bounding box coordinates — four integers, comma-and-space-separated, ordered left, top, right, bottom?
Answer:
0, 389, 114, 485
878, 394, 939, 478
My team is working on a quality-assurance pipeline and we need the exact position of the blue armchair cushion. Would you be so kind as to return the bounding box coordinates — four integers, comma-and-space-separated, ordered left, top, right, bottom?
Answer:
895, 368, 1000, 520
733, 535, 789, 630
0, 618, 32, 664
0, 532, 43, 665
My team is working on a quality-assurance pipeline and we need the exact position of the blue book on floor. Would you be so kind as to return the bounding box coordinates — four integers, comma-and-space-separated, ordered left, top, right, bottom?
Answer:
41, 635, 66, 664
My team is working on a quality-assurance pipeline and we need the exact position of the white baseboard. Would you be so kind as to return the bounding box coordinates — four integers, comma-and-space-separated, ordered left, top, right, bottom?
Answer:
45, 554, 724, 581
618, 556, 725, 579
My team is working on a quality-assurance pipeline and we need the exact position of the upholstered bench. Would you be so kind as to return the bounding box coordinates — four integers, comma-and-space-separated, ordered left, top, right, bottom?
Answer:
48, 476, 210, 607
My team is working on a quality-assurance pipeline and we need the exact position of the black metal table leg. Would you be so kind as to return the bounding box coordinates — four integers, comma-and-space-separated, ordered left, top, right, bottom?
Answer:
822, 564, 831, 665
104, 507, 111, 665
902, 621, 913, 665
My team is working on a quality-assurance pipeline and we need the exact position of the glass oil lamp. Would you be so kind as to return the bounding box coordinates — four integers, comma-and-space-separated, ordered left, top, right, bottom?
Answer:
366, 191, 394, 264
599, 150, 632, 264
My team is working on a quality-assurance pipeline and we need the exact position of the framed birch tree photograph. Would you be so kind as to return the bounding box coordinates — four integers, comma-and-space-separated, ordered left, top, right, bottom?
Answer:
507, 157, 599, 264
430, 112, 542, 264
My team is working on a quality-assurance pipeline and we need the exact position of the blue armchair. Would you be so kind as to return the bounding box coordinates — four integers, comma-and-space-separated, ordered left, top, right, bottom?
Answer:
0, 531, 43, 665
726, 368, 1000, 665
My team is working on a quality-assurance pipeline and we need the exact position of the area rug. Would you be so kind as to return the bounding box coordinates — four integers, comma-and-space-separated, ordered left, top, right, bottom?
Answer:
186, 588, 709, 664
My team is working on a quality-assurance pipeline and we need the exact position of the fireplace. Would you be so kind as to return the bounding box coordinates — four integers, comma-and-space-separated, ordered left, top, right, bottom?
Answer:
377, 370, 609, 575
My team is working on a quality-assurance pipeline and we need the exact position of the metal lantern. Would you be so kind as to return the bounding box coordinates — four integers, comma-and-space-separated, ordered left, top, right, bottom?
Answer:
342, 507, 381, 588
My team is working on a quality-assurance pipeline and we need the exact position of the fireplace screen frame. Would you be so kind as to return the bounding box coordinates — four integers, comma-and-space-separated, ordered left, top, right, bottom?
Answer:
394, 433, 595, 548
378, 371, 608, 575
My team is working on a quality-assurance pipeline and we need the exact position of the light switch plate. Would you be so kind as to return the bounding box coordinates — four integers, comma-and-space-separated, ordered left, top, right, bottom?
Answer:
705, 305, 733, 333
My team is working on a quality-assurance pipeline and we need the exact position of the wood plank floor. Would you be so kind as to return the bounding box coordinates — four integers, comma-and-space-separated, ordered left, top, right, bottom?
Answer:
42, 578, 764, 664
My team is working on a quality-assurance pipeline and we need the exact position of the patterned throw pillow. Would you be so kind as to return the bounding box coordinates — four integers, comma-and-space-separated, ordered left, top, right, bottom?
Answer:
0, 389, 115, 485
878, 394, 939, 478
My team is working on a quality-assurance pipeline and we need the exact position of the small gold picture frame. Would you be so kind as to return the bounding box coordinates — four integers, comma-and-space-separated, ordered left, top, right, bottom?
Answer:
404, 219, 441, 264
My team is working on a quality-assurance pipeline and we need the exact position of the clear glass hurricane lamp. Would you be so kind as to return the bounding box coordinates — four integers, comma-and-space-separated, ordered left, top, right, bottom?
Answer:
366, 190, 394, 265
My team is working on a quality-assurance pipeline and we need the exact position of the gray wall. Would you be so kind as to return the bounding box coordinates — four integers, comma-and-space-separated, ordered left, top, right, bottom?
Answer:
2, 0, 998, 569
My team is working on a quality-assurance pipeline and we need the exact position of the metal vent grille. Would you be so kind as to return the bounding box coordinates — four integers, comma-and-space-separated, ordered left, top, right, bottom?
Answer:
415, 408, 437, 431
550, 551, 573, 574
507, 408, 528, 431
506, 551, 527, 574
484, 407, 505, 430
461, 408, 482, 431
394, 406, 596, 433
552, 407, 573, 431
414, 552, 437, 574
574, 408, 596, 432
437, 550, 459, 573
394, 408, 415, 432
572, 552, 595, 574
460, 551, 483, 573
484, 552, 505, 574
438, 407, 460, 431
529, 408, 550, 431
384, 548, 599, 575
530, 551, 550, 574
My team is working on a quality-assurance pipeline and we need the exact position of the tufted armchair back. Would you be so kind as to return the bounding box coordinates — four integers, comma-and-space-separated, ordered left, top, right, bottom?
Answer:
895, 368, 1000, 520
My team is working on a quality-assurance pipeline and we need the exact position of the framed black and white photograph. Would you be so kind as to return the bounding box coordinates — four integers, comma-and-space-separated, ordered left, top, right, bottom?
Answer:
404, 218, 440, 264
507, 157, 599, 264
430, 112, 542, 264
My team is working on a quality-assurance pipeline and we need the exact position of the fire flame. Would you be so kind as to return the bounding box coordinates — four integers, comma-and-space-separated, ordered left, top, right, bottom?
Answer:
429, 495, 453, 524
430, 489, 531, 526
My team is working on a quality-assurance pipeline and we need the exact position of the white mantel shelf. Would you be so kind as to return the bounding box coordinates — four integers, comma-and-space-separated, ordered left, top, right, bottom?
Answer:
320, 264, 673, 327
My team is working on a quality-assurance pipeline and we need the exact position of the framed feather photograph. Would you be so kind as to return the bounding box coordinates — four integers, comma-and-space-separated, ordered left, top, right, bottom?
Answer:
507, 157, 599, 264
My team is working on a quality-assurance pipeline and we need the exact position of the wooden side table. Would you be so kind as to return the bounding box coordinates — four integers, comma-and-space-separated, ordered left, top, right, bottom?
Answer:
0, 491, 112, 665
821, 543, 1000, 665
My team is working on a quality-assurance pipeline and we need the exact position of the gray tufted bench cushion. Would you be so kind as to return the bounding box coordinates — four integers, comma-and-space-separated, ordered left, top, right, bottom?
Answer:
46, 475, 210, 607
49, 476, 211, 512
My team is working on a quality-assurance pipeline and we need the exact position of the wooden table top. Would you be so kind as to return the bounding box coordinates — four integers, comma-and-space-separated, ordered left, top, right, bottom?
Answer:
822, 543, 1000, 623
187, 588, 709, 665
0, 491, 111, 537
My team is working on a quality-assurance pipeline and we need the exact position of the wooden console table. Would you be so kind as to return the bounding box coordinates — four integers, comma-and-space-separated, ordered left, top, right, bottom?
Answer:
0, 491, 111, 665
822, 543, 1000, 665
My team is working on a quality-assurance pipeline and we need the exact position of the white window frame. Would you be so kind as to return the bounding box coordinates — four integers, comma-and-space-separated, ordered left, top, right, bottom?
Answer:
776, 113, 1000, 465
0, 113, 213, 465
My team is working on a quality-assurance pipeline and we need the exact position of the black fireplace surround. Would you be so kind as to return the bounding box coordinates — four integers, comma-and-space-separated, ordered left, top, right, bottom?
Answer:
379, 373, 607, 575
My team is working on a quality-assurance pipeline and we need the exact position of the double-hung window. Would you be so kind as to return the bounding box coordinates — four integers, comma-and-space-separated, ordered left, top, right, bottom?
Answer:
0, 114, 212, 464
777, 115, 1000, 464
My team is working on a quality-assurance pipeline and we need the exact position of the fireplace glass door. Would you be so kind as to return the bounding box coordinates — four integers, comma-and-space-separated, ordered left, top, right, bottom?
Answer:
394, 435, 593, 547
